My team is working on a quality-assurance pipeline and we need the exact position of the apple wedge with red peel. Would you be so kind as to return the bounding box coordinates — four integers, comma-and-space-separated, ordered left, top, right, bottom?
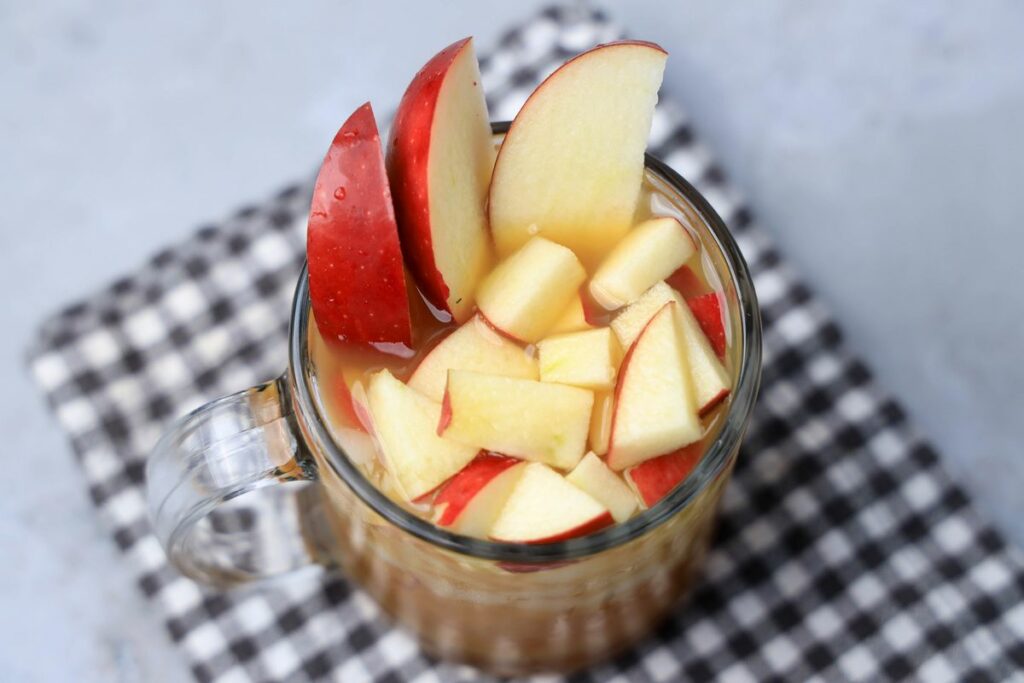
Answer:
441, 370, 593, 470
475, 236, 586, 343
490, 463, 613, 544
366, 369, 479, 502
307, 103, 412, 348
687, 292, 727, 359
626, 442, 703, 508
589, 217, 697, 311
566, 452, 638, 523
674, 291, 731, 415
537, 327, 620, 391
607, 302, 702, 471
387, 38, 493, 322
433, 454, 527, 538
611, 282, 731, 415
408, 315, 538, 402
489, 41, 667, 267
589, 391, 614, 456
666, 264, 708, 299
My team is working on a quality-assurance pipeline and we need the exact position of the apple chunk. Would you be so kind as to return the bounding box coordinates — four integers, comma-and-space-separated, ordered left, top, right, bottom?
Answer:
537, 327, 620, 391
366, 370, 479, 501
475, 237, 586, 343
433, 454, 527, 538
547, 294, 595, 335
408, 315, 538, 402
607, 302, 702, 470
687, 292, 727, 359
386, 38, 493, 322
490, 463, 613, 544
625, 442, 703, 508
307, 103, 412, 347
589, 391, 614, 456
611, 281, 731, 415
566, 452, 638, 522
489, 41, 668, 267
441, 370, 593, 470
589, 217, 696, 310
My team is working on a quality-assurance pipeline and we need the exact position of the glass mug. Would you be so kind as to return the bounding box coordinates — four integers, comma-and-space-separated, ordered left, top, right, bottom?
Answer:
147, 123, 763, 676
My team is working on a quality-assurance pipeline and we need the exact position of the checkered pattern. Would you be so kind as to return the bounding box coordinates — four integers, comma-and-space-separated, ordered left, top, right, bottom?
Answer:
27, 4, 1024, 682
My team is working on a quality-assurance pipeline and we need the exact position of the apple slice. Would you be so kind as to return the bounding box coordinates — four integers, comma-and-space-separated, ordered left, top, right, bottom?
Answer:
589, 391, 614, 456
475, 237, 586, 343
687, 292, 727, 359
488, 41, 668, 267
607, 302, 702, 470
307, 103, 412, 348
433, 454, 527, 538
674, 292, 731, 416
537, 327, 620, 391
490, 463, 613, 543
547, 294, 595, 335
366, 369, 479, 501
611, 282, 731, 415
408, 315, 537, 402
566, 452, 638, 522
441, 370, 593, 470
387, 38, 493, 322
666, 264, 708, 299
625, 442, 703, 508
589, 217, 696, 310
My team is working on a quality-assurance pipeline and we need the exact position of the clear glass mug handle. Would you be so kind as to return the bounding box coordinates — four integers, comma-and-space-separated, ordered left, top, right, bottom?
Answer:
146, 374, 328, 587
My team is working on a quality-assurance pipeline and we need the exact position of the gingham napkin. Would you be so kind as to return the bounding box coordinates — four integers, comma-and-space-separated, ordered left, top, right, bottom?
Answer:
28, 5, 1024, 682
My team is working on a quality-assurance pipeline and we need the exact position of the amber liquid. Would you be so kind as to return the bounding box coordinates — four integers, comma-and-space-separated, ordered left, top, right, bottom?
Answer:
303, 170, 742, 674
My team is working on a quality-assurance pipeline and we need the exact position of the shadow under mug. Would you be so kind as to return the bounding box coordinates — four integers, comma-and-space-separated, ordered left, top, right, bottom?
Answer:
146, 122, 763, 676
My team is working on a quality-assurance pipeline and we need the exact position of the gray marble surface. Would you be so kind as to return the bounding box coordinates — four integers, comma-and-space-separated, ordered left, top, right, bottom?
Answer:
2, 1, 1022, 680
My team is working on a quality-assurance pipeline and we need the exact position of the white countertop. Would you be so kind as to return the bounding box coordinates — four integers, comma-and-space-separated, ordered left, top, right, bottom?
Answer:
2, 1, 1022, 680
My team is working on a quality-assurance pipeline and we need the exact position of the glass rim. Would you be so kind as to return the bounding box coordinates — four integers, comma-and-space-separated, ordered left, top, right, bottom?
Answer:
288, 121, 763, 563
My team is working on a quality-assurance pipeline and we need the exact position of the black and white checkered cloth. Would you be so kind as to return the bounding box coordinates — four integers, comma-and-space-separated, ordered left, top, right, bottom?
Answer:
27, 5, 1024, 682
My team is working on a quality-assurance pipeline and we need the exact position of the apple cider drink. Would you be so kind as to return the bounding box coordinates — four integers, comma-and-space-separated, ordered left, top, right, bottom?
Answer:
302, 37, 746, 673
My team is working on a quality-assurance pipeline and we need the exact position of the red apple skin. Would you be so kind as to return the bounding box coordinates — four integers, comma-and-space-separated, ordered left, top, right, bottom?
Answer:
666, 265, 708, 299
687, 292, 727, 359
387, 37, 478, 318
433, 453, 521, 526
490, 511, 614, 545
307, 103, 412, 347
627, 442, 703, 508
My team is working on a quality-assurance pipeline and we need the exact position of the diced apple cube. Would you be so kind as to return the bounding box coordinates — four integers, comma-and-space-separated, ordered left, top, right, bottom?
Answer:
441, 370, 593, 470
589, 217, 696, 310
408, 315, 538, 402
589, 391, 614, 456
490, 463, 613, 543
537, 327, 620, 391
566, 452, 638, 522
475, 237, 587, 343
607, 302, 702, 470
610, 281, 677, 350
366, 370, 479, 501
547, 294, 594, 335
